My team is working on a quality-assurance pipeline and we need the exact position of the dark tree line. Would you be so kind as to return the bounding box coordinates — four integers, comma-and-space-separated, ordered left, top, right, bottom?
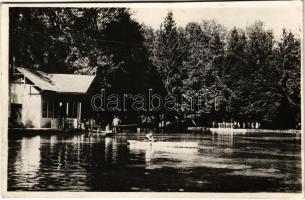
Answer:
10, 8, 301, 129
10, 8, 158, 91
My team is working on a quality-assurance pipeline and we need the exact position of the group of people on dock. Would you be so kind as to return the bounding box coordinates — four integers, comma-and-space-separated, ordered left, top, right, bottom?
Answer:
215, 121, 261, 129
83, 115, 121, 133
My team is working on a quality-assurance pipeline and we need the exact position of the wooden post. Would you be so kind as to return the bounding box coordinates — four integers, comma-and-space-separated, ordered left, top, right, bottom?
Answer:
77, 101, 82, 129
66, 102, 69, 117
78, 102, 82, 120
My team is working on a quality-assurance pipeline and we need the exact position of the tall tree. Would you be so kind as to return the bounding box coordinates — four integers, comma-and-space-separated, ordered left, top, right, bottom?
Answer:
243, 21, 280, 126
223, 27, 248, 120
181, 21, 229, 122
141, 25, 167, 94
153, 11, 184, 96
10, 8, 73, 73
274, 29, 301, 128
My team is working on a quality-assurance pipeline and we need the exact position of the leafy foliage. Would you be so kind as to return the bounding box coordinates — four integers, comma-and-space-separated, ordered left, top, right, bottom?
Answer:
10, 9, 301, 128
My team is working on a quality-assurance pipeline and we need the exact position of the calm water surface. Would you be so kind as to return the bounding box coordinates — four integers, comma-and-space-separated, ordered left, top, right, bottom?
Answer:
8, 132, 301, 192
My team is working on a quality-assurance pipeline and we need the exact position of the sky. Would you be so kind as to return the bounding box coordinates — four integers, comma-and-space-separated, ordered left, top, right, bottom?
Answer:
131, 1, 303, 38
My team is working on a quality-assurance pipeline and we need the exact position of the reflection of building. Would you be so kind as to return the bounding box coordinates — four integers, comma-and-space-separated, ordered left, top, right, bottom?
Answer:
105, 137, 118, 162
16, 136, 41, 182
9, 67, 95, 128
212, 133, 235, 146
105, 137, 113, 162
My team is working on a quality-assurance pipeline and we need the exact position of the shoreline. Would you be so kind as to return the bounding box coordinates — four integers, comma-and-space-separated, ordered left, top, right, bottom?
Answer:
188, 127, 301, 135
8, 127, 302, 136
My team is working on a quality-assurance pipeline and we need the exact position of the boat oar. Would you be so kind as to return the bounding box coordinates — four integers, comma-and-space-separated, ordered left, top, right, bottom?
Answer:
192, 119, 197, 126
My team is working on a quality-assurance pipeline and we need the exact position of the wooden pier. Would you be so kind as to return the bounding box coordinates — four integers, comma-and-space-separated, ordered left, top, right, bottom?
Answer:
188, 127, 301, 135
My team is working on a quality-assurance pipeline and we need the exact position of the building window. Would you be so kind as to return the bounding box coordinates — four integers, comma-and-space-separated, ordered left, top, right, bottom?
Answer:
43, 97, 78, 118
47, 99, 53, 118
42, 97, 47, 118
53, 102, 59, 118
42, 97, 56, 118
67, 100, 77, 118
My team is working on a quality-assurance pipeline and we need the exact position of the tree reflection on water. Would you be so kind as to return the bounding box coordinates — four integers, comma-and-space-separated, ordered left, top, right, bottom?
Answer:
8, 132, 301, 192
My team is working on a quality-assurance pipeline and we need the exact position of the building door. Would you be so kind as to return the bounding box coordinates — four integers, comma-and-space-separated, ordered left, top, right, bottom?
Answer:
10, 103, 22, 127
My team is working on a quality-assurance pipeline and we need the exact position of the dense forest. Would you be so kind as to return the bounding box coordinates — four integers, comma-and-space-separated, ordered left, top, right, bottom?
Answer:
9, 8, 301, 129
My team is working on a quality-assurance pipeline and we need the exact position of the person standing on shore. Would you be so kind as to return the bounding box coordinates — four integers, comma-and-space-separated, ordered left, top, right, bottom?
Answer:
112, 115, 120, 133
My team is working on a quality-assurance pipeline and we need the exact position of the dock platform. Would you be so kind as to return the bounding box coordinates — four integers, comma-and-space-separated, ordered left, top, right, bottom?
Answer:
188, 127, 301, 135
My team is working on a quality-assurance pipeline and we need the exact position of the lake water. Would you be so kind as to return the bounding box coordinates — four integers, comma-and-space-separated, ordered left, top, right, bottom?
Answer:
8, 132, 301, 192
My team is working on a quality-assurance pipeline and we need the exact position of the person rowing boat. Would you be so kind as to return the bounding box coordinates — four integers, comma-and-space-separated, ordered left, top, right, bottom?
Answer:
145, 131, 155, 142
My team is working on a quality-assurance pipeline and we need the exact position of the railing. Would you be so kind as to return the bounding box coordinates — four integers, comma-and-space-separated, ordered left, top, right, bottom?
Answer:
218, 123, 233, 129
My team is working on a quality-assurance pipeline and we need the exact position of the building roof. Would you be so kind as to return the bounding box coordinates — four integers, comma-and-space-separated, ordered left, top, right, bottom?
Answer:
16, 67, 95, 94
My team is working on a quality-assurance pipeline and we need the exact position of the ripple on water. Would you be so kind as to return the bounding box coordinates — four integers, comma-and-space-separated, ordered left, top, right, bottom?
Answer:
7, 133, 301, 192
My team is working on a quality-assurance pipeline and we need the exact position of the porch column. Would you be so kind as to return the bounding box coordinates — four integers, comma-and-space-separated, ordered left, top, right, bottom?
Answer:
77, 102, 82, 129
66, 102, 69, 117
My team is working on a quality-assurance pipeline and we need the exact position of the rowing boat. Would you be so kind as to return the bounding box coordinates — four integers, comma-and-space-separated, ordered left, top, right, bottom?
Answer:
127, 140, 198, 148
89, 130, 113, 136
128, 144, 198, 154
